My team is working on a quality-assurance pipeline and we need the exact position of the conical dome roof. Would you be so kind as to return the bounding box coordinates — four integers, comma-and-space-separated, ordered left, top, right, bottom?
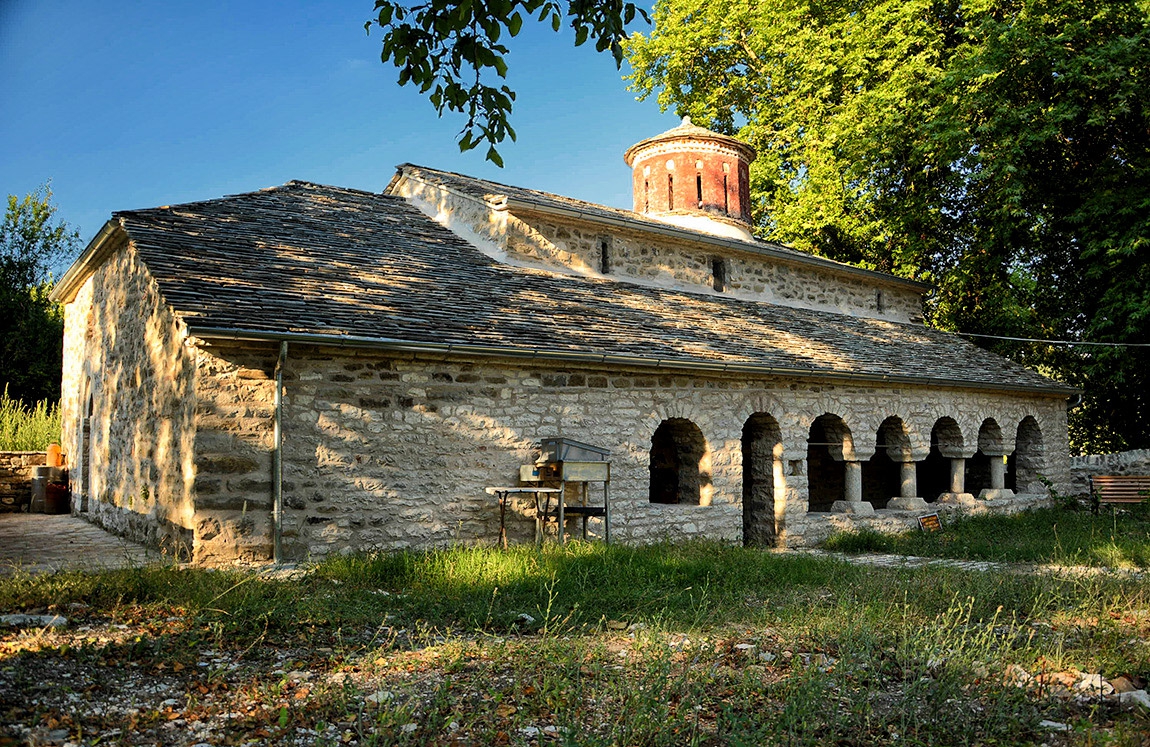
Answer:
623, 117, 755, 166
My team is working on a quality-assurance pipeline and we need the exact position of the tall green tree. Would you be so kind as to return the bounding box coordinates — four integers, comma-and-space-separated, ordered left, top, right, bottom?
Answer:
0, 185, 79, 405
627, 0, 1150, 452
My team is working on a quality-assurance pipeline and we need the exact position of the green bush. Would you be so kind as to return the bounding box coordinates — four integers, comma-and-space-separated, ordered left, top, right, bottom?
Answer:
0, 385, 59, 451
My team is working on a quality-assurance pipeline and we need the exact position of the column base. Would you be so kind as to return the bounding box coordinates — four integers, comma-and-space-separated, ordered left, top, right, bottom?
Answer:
936, 492, 977, 506
886, 496, 929, 511
831, 500, 875, 516
978, 488, 1016, 501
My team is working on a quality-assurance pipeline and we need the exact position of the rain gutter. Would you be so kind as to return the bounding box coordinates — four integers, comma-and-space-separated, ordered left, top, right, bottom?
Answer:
272, 340, 287, 564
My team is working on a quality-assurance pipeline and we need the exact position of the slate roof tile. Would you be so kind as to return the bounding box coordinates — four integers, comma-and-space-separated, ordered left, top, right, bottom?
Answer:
113, 180, 1068, 394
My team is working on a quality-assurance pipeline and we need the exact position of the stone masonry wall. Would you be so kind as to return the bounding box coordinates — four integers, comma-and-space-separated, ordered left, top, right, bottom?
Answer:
394, 175, 923, 324
191, 341, 1070, 562
0, 452, 46, 512
190, 344, 278, 564
59, 236, 197, 555
507, 210, 924, 324
1069, 449, 1150, 496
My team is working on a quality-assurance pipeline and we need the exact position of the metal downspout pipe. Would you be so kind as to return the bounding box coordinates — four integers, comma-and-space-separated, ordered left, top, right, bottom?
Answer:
273, 340, 288, 564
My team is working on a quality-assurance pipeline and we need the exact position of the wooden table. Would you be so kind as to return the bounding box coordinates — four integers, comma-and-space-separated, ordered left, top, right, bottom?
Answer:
485, 487, 562, 548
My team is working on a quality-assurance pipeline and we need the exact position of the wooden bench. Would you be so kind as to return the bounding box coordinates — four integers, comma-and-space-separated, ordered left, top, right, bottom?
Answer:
1089, 475, 1150, 505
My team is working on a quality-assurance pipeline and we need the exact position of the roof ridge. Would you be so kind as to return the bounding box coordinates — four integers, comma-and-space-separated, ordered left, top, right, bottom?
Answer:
112, 180, 395, 218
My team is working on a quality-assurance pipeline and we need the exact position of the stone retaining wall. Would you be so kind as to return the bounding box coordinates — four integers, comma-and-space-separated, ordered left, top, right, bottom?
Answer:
0, 452, 46, 512
1069, 449, 1150, 496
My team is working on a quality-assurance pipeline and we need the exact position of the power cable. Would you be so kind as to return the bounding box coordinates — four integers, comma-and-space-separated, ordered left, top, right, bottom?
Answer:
954, 332, 1150, 348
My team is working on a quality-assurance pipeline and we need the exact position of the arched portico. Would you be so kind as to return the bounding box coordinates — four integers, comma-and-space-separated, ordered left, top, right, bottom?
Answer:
863, 416, 927, 510
807, 414, 871, 513
918, 417, 969, 502
971, 418, 1014, 500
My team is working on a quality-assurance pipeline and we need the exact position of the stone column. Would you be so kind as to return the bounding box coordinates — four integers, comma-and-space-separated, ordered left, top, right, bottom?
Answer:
888, 461, 929, 511
844, 461, 862, 502
979, 454, 1015, 501
832, 460, 874, 515
936, 456, 977, 506
989, 456, 1005, 490
949, 458, 965, 493
900, 462, 917, 498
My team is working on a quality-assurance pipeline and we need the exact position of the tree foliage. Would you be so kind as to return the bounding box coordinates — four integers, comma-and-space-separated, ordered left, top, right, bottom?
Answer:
0, 185, 79, 405
627, 0, 1150, 452
367, 0, 648, 165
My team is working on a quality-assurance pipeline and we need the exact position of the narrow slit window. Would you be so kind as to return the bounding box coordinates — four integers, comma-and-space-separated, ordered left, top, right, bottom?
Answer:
723, 175, 729, 214
696, 174, 703, 207
644, 180, 649, 212
712, 257, 727, 292
876, 290, 885, 313
668, 175, 674, 210
599, 238, 612, 274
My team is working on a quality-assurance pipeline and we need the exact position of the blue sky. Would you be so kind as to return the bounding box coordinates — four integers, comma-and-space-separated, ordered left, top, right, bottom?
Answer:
1, 1, 670, 247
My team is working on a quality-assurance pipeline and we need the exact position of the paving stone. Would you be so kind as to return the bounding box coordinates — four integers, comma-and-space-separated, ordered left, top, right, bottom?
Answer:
0, 513, 159, 576
792, 549, 1147, 582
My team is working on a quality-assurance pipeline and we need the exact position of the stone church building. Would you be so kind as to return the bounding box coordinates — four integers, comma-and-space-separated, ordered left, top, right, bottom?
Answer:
52, 119, 1075, 563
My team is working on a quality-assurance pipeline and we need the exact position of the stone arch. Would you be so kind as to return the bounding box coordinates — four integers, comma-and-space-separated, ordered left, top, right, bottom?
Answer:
732, 396, 787, 448
977, 418, 1005, 454
742, 412, 783, 546
649, 418, 712, 506
862, 417, 910, 509
968, 418, 1004, 494
806, 413, 851, 512
918, 417, 964, 502
1008, 416, 1046, 493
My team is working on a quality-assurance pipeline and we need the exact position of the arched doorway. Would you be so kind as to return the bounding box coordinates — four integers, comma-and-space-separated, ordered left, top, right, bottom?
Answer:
649, 419, 709, 505
742, 413, 782, 546
807, 414, 850, 512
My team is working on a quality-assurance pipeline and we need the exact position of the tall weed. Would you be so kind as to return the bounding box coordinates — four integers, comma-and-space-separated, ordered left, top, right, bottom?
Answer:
0, 386, 59, 451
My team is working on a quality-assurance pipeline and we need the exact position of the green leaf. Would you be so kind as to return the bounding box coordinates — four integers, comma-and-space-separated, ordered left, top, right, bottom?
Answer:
508, 11, 523, 36
486, 145, 505, 168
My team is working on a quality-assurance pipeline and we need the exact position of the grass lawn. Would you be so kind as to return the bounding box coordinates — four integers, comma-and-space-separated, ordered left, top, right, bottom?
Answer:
1, 540, 1149, 746
824, 505, 1150, 569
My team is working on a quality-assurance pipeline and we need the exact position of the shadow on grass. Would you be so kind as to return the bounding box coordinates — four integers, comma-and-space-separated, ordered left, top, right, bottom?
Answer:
824, 506, 1150, 569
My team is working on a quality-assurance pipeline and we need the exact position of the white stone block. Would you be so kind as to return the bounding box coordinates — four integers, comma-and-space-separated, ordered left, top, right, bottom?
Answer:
830, 500, 875, 516
935, 492, 977, 506
886, 496, 929, 511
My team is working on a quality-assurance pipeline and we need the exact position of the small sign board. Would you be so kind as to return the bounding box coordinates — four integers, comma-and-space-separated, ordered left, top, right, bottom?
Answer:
918, 513, 942, 533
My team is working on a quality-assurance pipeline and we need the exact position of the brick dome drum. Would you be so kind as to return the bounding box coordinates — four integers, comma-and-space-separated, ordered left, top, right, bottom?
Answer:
624, 117, 757, 240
